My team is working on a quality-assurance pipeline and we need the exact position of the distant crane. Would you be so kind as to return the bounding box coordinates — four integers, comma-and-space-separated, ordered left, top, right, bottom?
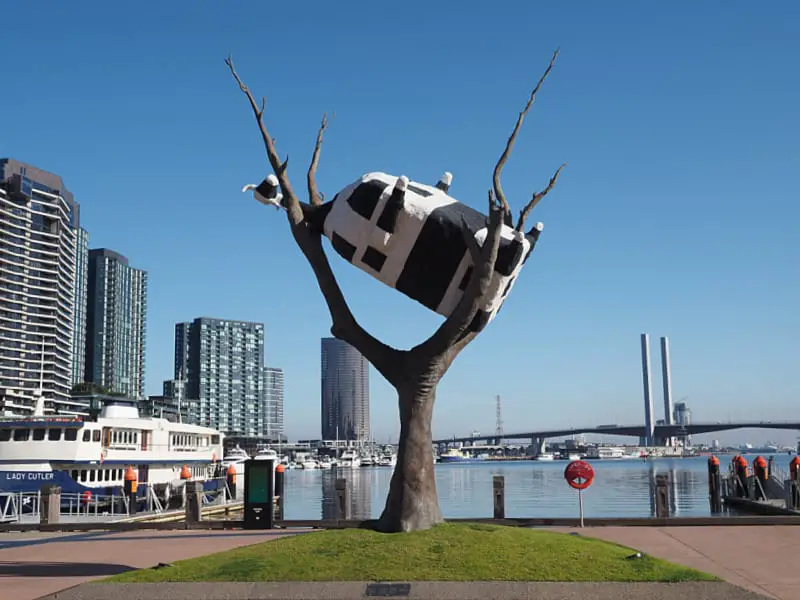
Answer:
495, 395, 504, 440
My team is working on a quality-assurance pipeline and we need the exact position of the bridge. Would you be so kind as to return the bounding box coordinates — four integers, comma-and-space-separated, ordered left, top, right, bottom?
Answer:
434, 421, 800, 447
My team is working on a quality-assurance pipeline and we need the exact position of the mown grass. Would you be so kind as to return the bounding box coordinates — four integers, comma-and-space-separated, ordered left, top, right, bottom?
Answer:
103, 523, 717, 583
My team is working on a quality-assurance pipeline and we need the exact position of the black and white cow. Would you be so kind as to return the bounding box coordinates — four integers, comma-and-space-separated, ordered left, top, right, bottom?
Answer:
243, 172, 544, 332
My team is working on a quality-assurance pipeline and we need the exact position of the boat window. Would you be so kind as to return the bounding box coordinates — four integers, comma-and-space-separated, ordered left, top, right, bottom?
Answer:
103, 470, 109, 481
211, 435, 220, 444
80, 470, 87, 482
71, 470, 79, 481
65, 429, 77, 442
93, 430, 101, 442
13, 429, 29, 441
0, 430, 9, 442
48, 429, 62, 441
82, 430, 91, 442
89, 470, 96, 482
32, 428, 46, 441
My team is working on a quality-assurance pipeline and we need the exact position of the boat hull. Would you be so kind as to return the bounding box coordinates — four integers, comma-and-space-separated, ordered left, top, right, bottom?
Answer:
438, 456, 482, 463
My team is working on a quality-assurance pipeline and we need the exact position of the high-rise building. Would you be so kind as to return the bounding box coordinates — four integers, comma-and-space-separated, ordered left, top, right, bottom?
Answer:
85, 249, 147, 398
71, 227, 89, 386
321, 337, 369, 441
175, 317, 265, 436
0, 159, 80, 415
263, 366, 285, 441
673, 401, 692, 446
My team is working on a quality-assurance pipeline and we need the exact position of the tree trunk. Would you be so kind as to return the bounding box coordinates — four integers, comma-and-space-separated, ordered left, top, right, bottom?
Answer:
375, 383, 444, 532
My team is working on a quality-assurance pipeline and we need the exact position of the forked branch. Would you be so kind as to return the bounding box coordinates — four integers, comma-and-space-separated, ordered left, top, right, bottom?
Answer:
414, 190, 507, 358
225, 56, 403, 382
516, 163, 565, 232
492, 48, 559, 226
307, 114, 329, 206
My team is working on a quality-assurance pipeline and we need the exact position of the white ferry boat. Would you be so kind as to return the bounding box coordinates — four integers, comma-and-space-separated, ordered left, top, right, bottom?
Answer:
0, 400, 225, 501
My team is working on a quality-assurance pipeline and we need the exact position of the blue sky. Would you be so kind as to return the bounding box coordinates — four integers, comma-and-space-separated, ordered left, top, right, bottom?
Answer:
2, 2, 798, 444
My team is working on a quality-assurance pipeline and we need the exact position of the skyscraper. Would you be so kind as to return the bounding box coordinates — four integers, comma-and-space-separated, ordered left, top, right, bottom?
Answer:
0, 159, 80, 414
321, 337, 369, 441
71, 227, 89, 386
175, 317, 266, 436
263, 366, 285, 441
85, 249, 147, 398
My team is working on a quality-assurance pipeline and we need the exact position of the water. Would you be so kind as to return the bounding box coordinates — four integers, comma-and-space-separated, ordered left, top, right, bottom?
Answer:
281, 454, 796, 520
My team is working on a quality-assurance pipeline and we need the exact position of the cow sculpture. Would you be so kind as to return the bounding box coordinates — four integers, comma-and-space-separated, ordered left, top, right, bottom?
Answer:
243, 171, 544, 332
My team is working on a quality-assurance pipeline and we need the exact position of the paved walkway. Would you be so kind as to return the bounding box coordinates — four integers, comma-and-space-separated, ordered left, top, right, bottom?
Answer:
0, 529, 300, 600
41, 581, 767, 600
561, 526, 798, 600
0, 525, 794, 600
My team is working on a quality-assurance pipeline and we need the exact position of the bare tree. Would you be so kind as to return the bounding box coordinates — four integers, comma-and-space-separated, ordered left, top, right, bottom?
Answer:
225, 50, 564, 532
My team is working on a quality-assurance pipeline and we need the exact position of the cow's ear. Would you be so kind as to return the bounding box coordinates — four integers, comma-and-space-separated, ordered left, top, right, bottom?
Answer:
435, 171, 452, 193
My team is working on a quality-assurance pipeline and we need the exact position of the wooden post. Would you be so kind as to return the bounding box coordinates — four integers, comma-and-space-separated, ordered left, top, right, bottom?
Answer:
185, 481, 203, 523
707, 456, 722, 513
654, 474, 670, 518
335, 478, 350, 521
40, 484, 61, 525
492, 475, 505, 519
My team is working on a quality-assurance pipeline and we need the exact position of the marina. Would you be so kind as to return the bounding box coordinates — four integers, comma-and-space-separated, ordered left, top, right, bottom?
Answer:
279, 454, 799, 521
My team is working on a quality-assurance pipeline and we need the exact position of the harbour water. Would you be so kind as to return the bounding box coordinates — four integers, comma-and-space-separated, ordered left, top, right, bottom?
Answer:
280, 454, 797, 520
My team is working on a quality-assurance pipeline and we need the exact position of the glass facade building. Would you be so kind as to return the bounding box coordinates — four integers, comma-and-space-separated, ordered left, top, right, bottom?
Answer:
0, 159, 79, 415
176, 317, 267, 437
320, 337, 370, 441
85, 249, 147, 398
263, 366, 285, 441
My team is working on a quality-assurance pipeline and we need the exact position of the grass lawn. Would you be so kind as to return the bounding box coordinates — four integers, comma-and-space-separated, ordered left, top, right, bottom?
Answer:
103, 523, 717, 583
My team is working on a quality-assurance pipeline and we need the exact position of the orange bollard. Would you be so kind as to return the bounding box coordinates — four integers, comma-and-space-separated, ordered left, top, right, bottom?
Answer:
124, 466, 138, 515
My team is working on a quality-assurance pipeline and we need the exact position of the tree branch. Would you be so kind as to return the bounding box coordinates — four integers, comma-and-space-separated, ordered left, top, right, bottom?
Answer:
307, 113, 328, 206
492, 48, 559, 220
225, 56, 403, 383
412, 190, 507, 358
225, 56, 305, 227
516, 163, 565, 232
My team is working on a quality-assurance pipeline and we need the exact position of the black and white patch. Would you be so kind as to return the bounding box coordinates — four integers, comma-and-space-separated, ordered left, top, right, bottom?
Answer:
321, 172, 541, 332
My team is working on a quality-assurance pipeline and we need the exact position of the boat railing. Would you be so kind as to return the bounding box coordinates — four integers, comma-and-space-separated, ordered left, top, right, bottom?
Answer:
0, 489, 131, 523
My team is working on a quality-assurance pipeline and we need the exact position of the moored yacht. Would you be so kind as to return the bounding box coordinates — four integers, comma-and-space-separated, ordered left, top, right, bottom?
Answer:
253, 447, 279, 461
221, 445, 249, 478
338, 450, 361, 468
378, 453, 397, 467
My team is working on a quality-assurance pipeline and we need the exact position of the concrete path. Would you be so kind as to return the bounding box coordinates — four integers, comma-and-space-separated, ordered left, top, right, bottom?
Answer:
565, 526, 798, 600
39, 581, 768, 600
0, 529, 300, 600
